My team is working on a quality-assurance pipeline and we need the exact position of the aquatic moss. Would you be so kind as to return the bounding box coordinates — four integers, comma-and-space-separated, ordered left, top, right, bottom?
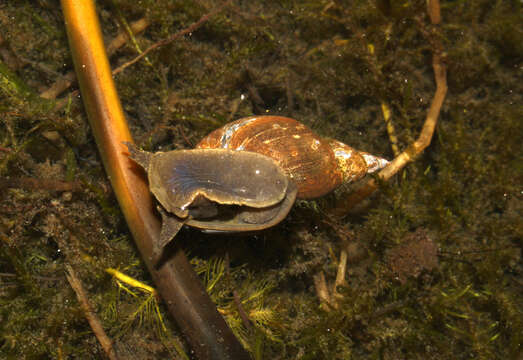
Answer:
0, 0, 521, 359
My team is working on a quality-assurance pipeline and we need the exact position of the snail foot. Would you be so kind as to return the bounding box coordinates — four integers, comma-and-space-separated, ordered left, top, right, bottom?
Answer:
153, 205, 184, 266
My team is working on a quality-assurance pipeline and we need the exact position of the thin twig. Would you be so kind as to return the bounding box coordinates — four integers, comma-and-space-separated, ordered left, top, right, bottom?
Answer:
113, 1, 231, 75
224, 253, 253, 331
234, 290, 254, 331
332, 0, 447, 214
313, 271, 333, 310
66, 265, 119, 360
107, 18, 150, 55
367, 42, 400, 157
334, 250, 348, 294
0, 177, 82, 192
40, 18, 149, 100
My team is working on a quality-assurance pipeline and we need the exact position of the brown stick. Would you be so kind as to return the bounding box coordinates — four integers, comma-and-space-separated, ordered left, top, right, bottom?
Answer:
427, 0, 442, 25
113, 1, 231, 75
313, 271, 333, 310
40, 18, 149, 100
60, 1, 249, 359
0, 176, 82, 192
66, 265, 119, 360
331, 0, 447, 214
334, 250, 348, 293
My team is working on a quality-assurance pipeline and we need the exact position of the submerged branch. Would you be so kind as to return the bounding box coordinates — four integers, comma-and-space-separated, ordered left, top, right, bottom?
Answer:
40, 17, 150, 100
60, 1, 249, 359
332, 0, 447, 214
66, 265, 119, 360
113, 1, 231, 75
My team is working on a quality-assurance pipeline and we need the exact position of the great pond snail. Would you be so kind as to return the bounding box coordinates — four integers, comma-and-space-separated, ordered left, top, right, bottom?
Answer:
126, 116, 388, 261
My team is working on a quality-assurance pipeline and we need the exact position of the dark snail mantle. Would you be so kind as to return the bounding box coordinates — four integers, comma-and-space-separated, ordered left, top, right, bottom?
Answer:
125, 143, 297, 261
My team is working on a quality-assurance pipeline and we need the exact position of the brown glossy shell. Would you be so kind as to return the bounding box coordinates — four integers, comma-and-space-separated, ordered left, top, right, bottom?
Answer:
197, 116, 370, 199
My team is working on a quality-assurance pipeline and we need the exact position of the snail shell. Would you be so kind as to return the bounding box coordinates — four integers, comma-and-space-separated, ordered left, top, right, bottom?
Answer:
197, 116, 388, 199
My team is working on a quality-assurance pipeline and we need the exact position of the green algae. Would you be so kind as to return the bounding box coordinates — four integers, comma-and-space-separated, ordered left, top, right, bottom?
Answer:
0, 0, 521, 359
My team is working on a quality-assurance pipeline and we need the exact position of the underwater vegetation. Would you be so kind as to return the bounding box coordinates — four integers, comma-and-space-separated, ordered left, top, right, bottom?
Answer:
0, 0, 521, 359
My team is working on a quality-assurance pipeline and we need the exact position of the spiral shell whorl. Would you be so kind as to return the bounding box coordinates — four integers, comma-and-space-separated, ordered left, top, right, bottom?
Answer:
197, 116, 388, 199
327, 139, 369, 183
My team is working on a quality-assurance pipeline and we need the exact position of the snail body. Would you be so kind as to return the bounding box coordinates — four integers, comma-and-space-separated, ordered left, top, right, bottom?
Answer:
197, 116, 388, 199
125, 143, 297, 262
130, 147, 289, 218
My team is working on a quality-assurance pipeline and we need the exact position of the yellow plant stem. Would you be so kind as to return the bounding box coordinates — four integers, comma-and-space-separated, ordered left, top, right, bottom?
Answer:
381, 102, 400, 156
60, 1, 249, 358
106, 268, 156, 295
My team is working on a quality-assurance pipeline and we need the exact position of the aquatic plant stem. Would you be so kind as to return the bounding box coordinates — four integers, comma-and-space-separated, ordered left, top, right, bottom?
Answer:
332, 0, 447, 214
60, 1, 250, 359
